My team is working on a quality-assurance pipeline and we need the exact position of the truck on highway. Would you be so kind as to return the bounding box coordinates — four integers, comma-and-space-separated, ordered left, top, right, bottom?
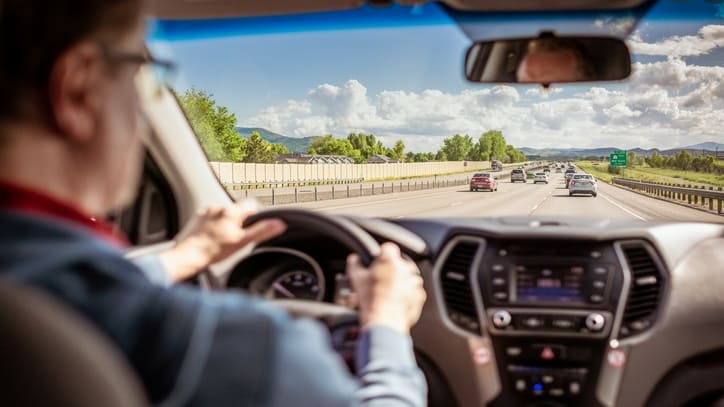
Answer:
490, 159, 503, 171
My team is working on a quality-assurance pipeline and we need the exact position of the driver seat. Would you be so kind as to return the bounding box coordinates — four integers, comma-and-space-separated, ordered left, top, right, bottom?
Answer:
0, 279, 148, 406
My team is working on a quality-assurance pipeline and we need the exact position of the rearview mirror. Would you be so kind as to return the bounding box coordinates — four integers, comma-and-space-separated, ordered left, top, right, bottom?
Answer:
465, 34, 631, 86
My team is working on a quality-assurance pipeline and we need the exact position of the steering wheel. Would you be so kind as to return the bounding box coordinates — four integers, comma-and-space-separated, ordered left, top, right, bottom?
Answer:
243, 208, 382, 369
244, 208, 382, 266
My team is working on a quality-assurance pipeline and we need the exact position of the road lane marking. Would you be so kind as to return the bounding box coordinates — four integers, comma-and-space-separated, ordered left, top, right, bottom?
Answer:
315, 188, 458, 211
599, 193, 647, 221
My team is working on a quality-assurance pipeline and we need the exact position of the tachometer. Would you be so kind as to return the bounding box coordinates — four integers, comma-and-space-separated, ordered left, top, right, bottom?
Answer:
266, 269, 323, 301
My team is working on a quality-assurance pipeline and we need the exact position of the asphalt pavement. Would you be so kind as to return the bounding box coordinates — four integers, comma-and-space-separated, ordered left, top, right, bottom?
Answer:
283, 172, 724, 223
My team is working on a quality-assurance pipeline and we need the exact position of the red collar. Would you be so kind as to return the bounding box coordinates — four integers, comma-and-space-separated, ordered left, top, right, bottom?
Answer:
0, 181, 129, 248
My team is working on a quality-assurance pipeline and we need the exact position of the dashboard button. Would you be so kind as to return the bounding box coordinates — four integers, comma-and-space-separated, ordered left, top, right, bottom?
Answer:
522, 317, 544, 329
515, 379, 526, 392
550, 318, 577, 330
549, 388, 565, 397
589, 294, 604, 303
592, 280, 606, 289
531, 345, 565, 361
492, 264, 505, 272
593, 266, 608, 275
569, 381, 581, 395
506, 347, 523, 357
493, 291, 509, 301
542, 375, 554, 384
492, 277, 507, 286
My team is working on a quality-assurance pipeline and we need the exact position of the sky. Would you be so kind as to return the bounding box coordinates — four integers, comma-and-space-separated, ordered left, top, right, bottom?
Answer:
149, 1, 724, 153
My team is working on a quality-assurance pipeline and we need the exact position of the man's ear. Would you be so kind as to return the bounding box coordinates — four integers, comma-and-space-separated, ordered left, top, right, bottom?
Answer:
48, 42, 104, 143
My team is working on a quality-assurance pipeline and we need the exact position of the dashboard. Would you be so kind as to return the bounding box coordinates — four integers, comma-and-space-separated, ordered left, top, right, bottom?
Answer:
222, 216, 724, 407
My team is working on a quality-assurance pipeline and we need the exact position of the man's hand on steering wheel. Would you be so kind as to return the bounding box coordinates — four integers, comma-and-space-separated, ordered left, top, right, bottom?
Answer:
159, 200, 287, 283
347, 243, 426, 335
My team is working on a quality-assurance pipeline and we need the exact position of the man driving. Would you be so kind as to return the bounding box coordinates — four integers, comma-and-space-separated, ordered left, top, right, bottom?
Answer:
0, 0, 427, 405
516, 38, 593, 84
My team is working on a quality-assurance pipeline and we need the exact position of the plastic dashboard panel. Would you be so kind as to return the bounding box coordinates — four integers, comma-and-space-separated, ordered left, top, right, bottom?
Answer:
392, 218, 724, 407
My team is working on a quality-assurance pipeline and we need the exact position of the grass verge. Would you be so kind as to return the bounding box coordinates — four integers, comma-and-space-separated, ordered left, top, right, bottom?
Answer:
577, 161, 724, 188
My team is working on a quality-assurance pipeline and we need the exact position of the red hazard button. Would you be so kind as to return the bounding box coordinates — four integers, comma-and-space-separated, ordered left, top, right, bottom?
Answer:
532, 345, 564, 361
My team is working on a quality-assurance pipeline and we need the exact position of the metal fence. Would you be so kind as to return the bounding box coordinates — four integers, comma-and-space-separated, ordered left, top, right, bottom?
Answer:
236, 177, 473, 206
612, 178, 724, 215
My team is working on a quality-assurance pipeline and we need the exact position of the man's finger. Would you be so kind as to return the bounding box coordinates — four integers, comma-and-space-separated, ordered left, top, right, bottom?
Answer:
240, 219, 286, 245
379, 242, 401, 259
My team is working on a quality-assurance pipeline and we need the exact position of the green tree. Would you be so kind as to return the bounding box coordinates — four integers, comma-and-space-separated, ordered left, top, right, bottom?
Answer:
244, 131, 275, 163
674, 150, 692, 170
269, 143, 290, 156
175, 88, 245, 162
390, 140, 405, 160
440, 134, 474, 161
627, 151, 637, 168
647, 151, 663, 168
309, 135, 354, 156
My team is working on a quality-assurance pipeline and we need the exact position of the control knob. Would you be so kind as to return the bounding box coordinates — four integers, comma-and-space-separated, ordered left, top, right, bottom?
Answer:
492, 310, 512, 329
585, 313, 606, 331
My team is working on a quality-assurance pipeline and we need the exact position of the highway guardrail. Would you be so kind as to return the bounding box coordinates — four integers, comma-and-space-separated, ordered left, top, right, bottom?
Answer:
612, 178, 724, 215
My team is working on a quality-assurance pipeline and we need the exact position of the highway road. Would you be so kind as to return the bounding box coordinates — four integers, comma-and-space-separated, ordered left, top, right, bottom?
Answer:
283, 172, 724, 223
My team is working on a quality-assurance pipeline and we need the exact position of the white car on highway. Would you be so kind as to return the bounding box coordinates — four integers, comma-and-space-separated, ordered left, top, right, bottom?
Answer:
568, 174, 598, 197
533, 172, 548, 184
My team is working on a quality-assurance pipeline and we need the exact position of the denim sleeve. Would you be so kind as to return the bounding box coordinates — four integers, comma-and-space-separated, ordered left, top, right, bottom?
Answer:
267, 318, 427, 407
130, 254, 172, 286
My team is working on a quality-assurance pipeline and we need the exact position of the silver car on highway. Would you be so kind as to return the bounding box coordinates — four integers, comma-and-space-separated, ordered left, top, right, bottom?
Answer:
568, 174, 598, 197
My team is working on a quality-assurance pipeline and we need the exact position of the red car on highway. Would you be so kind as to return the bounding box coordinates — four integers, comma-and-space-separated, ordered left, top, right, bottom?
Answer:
470, 172, 498, 192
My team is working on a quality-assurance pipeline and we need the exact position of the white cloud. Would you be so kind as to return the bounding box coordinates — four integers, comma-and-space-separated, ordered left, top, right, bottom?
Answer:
245, 58, 724, 151
594, 17, 637, 36
628, 24, 724, 57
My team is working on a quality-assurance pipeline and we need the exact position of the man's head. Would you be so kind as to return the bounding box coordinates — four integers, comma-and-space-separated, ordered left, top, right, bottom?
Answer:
0, 0, 148, 214
516, 38, 592, 84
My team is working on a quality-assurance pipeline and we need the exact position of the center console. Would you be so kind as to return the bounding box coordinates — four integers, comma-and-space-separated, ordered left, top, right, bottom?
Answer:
477, 239, 626, 407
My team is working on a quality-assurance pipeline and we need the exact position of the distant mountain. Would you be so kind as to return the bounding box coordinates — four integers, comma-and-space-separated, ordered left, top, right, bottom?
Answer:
235, 127, 314, 153
521, 141, 724, 158
679, 142, 724, 151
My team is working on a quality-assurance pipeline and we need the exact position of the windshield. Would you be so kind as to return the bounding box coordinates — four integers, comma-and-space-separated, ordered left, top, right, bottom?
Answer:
149, 0, 724, 223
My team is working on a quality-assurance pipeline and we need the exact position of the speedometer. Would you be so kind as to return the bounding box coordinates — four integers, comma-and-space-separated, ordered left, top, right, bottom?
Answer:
266, 270, 323, 301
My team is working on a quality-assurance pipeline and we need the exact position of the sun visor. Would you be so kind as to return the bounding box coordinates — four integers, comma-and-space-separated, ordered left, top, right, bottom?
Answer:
148, 0, 365, 20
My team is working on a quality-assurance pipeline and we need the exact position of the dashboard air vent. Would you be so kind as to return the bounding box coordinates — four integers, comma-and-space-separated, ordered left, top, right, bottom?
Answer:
440, 241, 481, 335
620, 243, 664, 338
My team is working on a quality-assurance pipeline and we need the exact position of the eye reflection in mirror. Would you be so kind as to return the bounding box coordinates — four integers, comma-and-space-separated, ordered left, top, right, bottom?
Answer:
465, 34, 631, 87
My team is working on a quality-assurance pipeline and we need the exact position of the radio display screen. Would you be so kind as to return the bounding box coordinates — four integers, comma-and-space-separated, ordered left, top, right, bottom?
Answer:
516, 266, 584, 303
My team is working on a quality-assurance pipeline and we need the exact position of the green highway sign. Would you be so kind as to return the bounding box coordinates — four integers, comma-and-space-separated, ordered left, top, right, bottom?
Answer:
610, 151, 627, 167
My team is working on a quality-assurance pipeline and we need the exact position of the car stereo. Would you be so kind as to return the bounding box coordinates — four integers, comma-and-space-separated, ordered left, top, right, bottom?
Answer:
485, 262, 613, 307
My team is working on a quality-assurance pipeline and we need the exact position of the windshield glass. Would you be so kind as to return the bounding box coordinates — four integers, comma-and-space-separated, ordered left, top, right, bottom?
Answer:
149, 0, 724, 223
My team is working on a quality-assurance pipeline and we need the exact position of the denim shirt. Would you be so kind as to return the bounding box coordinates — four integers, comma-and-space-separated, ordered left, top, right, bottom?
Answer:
0, 212, 427, 406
